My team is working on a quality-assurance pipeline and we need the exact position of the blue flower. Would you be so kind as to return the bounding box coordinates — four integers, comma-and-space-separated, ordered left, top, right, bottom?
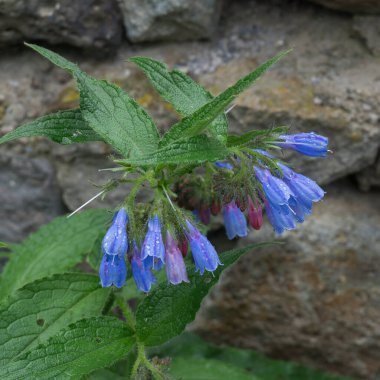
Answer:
277, 132, 328, 157
102, 208, 128, 256
165, 231, 189, 285
99, 254, 127, 288
279, 163, 325, 208
143, 255, 164, 271
141, 215, 165, 264
265, 200, 296, 235
223, 200, 248, 240
288, 196, 312, 223
131, 241, 157, 293
254, 166, 293, 206
185, 220, 222, 275
215, 161, 233, 170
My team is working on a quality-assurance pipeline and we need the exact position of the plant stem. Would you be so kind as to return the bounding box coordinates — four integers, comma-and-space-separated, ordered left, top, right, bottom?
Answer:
130, 341, 165, 380
115, 296, 136, 330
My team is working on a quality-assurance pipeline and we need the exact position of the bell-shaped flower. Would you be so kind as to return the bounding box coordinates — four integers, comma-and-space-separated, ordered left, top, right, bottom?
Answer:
223, 200, 248, 240
288, 196, 312, 223
277, 132, 328, 157
248, 196, 263, 230
254, 167, 293, 206
279, 163, 325, 207
265, 200, 297, 235
141, 215, 165, 264
185, 220, 222, 275
101, 208, 128, 256
131, 241, 157, 293
142, 256, 164, 271
99, 253, 127, 288
165, 231, 189, 285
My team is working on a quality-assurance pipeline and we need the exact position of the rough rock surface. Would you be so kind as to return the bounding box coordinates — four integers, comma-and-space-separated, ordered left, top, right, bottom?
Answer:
356, 156, 380, 191
1, 0, 380, 240
306, 0, 380, 14
197, 1, 380, 185
0, 0, 123, 48
118, 0, 222, 42
0, 150, 63, 243
1, 1, 380, 378
353, 16, 380, 56
195, 180, 380, 380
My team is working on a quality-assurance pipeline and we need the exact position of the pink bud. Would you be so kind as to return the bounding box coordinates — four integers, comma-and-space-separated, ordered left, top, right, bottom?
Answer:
210, 199, 221, 216
248, 197, 263, 230
179, 237, 188, 257
199, 207, 211, 225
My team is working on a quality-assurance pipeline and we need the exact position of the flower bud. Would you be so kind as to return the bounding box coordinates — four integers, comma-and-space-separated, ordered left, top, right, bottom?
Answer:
141, 215, 165, 264
101, 208, 128, 256
131, 241, 157, 293
277, 132, 328, 157
165, 231, 189, 285
185, 220, 222, 274
223, 201, 248, 240
248, 197, 263, 230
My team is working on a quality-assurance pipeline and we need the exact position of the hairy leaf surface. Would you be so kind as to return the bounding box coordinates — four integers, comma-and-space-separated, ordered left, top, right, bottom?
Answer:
0, 209, 111, 299
0, 273, 111, 365
0, 317, 134, 380
0, 109, 100, 145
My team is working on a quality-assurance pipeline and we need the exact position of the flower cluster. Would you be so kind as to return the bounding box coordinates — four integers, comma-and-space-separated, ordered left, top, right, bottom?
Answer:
99, 132, 328, 291
99, 210, 220, 292
175, 132, 328, 239
219, 132, 327, 237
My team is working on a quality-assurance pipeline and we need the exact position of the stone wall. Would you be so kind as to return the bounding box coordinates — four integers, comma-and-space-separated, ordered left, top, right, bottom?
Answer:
0, 0, 379, 378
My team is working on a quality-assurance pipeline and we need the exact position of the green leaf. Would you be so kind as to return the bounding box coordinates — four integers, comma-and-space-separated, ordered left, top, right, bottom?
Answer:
136, 242, 277, 346
129, 56, 228, 141
151, 332, 355, 380
169, 357, 259, 380
26, 43, 159, 157
0, 109, 101, 145
0, 209, 111, 300
117, 134, 229, 166
0, 317, 135, 380
0, 273, 111, 365
78, 75, 160, 157
160, 50, 290, 147
227, 126, 289, 148
0, 242, 9, 249
87, 369, 125, 380
87, 354, 136, 380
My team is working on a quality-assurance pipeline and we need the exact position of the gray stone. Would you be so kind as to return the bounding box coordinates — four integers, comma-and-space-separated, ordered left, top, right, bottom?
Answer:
0, 151, 63, 243
305, 0, 380, 14
118, 0, 222, 42
353, 16, 380, 56
356, 156, 380, 191
54, 143, 153, 211
195, 181, 380, 380
0, 0, 123, 48
197, 2, 380, 185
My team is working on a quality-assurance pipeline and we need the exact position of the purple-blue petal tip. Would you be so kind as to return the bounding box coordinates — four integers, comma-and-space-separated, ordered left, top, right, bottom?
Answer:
131, 241, 157, 293
277, 132, 328, 157
141, 215, 165, 263
102, 208, 128, 257
185, 220, 222, 275
223, 201, 248, 240
99, 254, 127, 288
